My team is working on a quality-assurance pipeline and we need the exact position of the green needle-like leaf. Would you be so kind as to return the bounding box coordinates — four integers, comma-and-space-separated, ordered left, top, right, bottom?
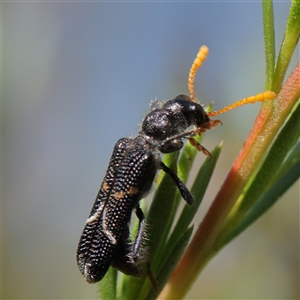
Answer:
262, 0, 275, 89
165, 143, 222, 255
146, 153, 180, 265
223, 155, 300, 245
98, 266, 117, 300
144, 226, 194, 300
272, 0, 300, 93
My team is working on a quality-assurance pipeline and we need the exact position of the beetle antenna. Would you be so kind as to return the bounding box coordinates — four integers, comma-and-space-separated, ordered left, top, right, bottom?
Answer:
207, 91, 276, 117
188, 46, 276, 113
188, 45, 209, 102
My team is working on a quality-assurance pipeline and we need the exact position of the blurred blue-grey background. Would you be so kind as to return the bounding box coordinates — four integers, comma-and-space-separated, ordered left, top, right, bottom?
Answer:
2, 2, 299, 299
